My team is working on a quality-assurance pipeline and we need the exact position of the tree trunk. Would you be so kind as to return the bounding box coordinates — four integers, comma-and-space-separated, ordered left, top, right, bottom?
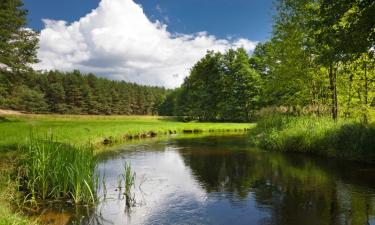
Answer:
329, 64, 338, 121
345, 73, 353, 118
363, 60, 368, 123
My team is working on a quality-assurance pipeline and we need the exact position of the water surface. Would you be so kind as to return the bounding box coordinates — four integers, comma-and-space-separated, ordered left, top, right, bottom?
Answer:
40, 135, 375, 225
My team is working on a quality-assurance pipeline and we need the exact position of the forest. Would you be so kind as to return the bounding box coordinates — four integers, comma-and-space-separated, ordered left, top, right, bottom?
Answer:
0, 70, 169, 115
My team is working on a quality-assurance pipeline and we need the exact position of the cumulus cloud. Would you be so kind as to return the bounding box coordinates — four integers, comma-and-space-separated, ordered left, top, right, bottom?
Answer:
35, 0, 257, 88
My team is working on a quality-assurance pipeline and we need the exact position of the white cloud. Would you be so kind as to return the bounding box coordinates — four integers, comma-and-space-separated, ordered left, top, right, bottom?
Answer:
35, 0, 257, 88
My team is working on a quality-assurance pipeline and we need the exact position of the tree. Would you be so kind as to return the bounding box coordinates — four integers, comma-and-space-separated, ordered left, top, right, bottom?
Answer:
315, 0, 375, 58
168, 49, 261, 122
7, 85, 47, 113
0, 0, 38, 74
314, 0, 375, 120
220, 48, 260, 121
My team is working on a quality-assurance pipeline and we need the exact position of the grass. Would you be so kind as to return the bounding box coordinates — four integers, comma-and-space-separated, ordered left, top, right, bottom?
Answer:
0, 152, 39, 225
0, 115, 252, 151
250, 115, 375, 162
19, 134, 97, 206
122, 163, 136, 208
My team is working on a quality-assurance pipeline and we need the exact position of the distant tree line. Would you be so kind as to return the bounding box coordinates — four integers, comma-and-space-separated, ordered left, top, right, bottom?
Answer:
0, 70, 169, 114
0, 0, 169, 115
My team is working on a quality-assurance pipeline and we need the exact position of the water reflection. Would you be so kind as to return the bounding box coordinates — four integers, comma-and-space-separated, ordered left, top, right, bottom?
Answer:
39, 135, 375, 225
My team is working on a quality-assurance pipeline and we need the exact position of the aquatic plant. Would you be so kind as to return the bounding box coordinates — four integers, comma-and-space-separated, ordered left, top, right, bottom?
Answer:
20, 134, 98, 206
122, 162, 136, 208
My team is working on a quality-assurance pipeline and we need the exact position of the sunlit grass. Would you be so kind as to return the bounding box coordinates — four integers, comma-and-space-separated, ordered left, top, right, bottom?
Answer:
251, 115, 375, 162
20, 134, 98, 206
0, 115, 253, 152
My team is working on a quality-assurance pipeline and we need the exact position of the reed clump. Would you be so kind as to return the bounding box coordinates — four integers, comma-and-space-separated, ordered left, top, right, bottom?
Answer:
122, 162, 136, 208
20, 134, 98, 206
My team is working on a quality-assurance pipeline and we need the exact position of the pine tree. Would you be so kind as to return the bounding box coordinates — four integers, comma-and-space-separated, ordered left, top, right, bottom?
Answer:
0, 0, 38, 74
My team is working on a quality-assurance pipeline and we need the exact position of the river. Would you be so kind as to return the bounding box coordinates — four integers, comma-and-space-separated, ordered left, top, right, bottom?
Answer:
37, 134, 375, 225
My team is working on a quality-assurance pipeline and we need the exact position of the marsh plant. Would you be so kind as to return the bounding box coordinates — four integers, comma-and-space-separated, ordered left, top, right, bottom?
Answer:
20, 134, 98, 206
251, 115, 375, 161
120, 162, 136, 208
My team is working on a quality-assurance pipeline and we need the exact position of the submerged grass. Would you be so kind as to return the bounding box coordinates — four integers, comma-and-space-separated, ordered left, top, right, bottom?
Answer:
250, 115, 375, 162
20, 134, 98, 206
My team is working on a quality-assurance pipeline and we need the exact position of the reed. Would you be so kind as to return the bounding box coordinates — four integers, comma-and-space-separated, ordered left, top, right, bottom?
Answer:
122, 162, 135, 207
20, 134, 98, 206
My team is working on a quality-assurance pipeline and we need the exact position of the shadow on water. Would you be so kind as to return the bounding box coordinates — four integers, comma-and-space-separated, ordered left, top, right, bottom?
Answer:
35, 135, 375, 225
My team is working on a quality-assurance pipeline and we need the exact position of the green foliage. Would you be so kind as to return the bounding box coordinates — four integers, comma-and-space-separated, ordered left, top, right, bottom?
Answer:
0, 0, 38, 73
0, 70, 170, 115
251, 0, 375, 121
251, 115, 375, 162
315, 0, 375, 58
160, 49, 261, 122
6, 85, 48, 113
21, 134, 98, 205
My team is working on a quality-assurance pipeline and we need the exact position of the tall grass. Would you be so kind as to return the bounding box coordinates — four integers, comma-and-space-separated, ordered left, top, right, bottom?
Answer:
20, 134, 98, 206
251, 115, 375, 162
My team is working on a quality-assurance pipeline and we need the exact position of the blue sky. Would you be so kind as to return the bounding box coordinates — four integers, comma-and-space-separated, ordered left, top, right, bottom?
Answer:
24, 0, 274, 41
26, 0, 274, 88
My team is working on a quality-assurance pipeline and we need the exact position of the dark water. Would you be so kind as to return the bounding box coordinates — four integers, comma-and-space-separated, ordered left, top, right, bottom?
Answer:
40, 135, 375, 225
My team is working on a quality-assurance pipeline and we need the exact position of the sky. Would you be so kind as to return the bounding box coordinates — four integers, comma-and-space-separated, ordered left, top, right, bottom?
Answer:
24, 0, 274, 88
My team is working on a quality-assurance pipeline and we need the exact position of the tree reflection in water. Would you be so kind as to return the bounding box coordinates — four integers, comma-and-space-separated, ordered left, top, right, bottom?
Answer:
175, 136, 375, 225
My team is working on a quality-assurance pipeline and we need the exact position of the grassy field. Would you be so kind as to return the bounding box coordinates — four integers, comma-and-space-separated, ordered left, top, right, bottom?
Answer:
0, 114, 253, 152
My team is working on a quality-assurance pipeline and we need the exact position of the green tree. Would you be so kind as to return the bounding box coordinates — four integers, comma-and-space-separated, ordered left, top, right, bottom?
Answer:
0, 0, 38, 74
220, 48, 260, 121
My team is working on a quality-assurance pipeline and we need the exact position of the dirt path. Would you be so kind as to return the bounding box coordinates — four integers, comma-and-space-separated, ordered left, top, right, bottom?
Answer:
0, 109, 22, 115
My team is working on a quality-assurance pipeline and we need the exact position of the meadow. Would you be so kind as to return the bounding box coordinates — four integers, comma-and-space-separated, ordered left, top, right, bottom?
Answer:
0, 114, 252, 152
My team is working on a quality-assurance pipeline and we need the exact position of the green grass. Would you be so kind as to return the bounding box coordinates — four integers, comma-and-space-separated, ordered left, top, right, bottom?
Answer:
0, 115, 253, 151
250, 115, 375, 162
20, 135, 97, 206
0, 152, 39, 225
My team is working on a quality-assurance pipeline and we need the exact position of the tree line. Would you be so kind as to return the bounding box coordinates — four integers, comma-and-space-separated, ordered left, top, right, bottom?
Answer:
160, 0, 374, 122
0, 70, 169, 114
0, 0, 168, 115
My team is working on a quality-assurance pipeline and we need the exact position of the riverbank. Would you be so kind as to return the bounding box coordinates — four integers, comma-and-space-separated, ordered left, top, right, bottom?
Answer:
250, 115, 375, 163
0, 114, 252, 224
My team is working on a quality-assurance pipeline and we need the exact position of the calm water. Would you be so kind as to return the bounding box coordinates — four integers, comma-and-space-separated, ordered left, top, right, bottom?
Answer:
39, 135, 375, 225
